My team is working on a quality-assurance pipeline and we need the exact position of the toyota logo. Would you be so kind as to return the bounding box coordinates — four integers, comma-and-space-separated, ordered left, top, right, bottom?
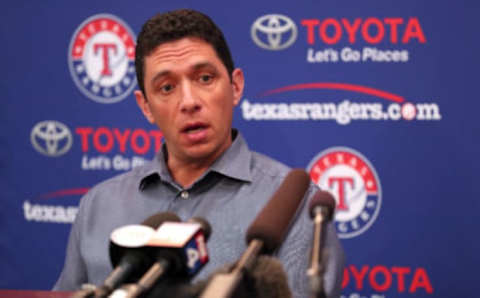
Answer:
31, 121, 73, 157
251, 14, 297, 50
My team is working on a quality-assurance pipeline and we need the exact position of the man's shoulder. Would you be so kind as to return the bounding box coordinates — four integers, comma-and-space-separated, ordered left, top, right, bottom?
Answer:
249, 149, 319, 195
249, 150, 291, 181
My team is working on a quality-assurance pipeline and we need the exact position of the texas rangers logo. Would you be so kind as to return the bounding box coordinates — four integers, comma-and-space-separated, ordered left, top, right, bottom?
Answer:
68, 14, 137, 104
307, 147, 382, 238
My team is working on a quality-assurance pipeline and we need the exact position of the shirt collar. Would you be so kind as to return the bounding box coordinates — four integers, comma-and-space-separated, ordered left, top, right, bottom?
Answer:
138, 129, 252, 190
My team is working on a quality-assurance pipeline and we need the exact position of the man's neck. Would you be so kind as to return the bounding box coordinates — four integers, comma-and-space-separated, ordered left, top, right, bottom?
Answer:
167, 158, 213, 188
166, 145, 231, 188
165, 130, 236, 188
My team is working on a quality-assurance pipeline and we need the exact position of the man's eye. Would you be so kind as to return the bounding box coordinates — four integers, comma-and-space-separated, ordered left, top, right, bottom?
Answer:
161, 84, 174, 93
199, 74, 213, 83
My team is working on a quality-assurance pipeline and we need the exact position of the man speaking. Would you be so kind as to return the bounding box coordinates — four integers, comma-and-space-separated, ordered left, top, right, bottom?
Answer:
54, 9, 345, 297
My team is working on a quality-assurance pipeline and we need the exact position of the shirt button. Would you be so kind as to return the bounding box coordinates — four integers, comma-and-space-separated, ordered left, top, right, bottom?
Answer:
180, 190, 189, 199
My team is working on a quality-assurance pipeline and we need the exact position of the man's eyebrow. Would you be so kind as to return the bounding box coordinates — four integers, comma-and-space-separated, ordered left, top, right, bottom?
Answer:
150, 70, 171, 86
149, 62, 218, 86
193, 62, 218, 71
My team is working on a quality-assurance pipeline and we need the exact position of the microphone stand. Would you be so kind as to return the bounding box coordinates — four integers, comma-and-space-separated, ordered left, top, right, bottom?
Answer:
200, 240, 263, 298
307, 206, 327, 298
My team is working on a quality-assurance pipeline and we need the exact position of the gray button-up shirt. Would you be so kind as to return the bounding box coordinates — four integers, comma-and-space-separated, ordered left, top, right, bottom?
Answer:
54, 131, 344, 297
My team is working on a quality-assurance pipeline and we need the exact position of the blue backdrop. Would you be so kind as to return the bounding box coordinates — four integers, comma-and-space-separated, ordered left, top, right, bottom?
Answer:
1, 1, 478, 297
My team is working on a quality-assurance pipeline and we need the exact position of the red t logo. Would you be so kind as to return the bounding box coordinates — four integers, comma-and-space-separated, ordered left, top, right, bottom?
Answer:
328, 177, 354, 211
94, 43, 117, 76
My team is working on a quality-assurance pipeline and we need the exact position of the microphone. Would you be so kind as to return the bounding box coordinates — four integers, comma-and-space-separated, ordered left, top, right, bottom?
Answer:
231, 255, 293, 298
200, 169, 311, 298
72, 212, 180, 298
247, 255, 292, 298
192, 255, 292, 298
99, 212, 181, 298
118, 217, 211, 298
306, 190, 336, 298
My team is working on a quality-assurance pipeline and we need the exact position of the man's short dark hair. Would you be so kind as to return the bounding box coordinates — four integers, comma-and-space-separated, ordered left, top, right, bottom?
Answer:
135, 9, 235, 96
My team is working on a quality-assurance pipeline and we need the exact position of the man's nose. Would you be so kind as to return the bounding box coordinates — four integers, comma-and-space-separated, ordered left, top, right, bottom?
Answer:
179, 81, 201, 113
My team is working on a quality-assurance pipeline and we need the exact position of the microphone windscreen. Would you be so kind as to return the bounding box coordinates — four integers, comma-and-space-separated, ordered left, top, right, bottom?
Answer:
308, 190, 336, 220
109, 212, 181, 268
201, 256, 291, 298
246, 256, 292, 298
188, 216, 212, 241
142, 211, 181, 228
246, 169, 310, 253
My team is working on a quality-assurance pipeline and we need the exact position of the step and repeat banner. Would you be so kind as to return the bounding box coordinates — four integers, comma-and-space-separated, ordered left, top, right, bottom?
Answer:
1, 1, 478, 297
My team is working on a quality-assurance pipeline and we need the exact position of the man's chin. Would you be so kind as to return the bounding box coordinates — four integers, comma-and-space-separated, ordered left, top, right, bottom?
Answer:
181, 143, 228, 164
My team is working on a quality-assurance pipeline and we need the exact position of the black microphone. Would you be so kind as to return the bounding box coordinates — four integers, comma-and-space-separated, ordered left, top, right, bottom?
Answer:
97, 212, 181, 298
200, 169, 311, 298
307, 190, 336, 298
118, 217, 212, 298
71, 212, 180, 298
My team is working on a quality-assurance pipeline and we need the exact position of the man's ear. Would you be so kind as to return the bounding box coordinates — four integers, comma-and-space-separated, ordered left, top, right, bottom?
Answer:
135, 90, 155, 124
231, 68, 245, 106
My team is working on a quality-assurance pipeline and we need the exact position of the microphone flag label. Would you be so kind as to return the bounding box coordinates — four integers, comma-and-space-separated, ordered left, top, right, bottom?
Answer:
307, 147, 382, 239
110, 225, 156, 248
148, 222, 201, 247
147, 222, 209, 276
185, 232, 209, 275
